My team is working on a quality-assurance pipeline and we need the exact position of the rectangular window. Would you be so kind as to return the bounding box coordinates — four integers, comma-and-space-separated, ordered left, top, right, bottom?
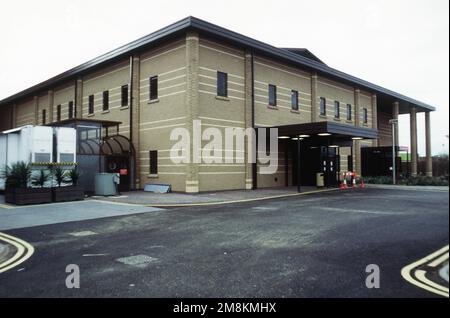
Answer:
363, 108, 368, 124
320, 97, 326, 115
291, 90, 299, 111
217, 71, 228, 97
334, 101, 340, 118
268, 84, 277, 106
42, 109, 46, 125
149, 76, 158, 100
121, 84, 128, 107
56, 104, 61, 121
149, 150, 158, 175
103, 91, 109, 111
68, 101, 74, 119
346, 104, 352, 121
88, 95, 94, 114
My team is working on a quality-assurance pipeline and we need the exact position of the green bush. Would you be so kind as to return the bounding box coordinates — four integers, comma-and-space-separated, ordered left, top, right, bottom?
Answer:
1, 161, 32, 189
31, 170, 51, 188
362, 175, 448, 186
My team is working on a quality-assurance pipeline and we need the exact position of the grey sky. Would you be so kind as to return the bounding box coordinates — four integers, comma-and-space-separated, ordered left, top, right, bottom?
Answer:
1, 0, 448, 155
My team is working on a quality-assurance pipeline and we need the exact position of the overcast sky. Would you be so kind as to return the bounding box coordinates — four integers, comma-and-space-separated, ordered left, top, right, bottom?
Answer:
1, 0, 448, 155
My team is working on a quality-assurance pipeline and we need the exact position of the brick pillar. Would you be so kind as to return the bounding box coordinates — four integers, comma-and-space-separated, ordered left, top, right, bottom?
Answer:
75, 78, 83, 118
425, 111, 432, 176
244, 50, 254, 190
371, 93, 378, 147
392, 101, 400, 147
311, 73, 318, 122
185, 31, 200, 193
410, 106, 418, 176
131, 55, 141, 189
48, 90, 54, 123
353, 88, 361, 174
33, 96, 38, 125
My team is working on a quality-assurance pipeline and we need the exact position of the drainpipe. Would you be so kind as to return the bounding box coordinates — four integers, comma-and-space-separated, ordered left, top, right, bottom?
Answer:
251, 50, 257, 189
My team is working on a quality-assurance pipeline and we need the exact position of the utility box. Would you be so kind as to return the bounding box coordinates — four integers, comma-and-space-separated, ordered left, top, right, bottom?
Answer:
316, 172, 325, 187
94, 173, 118, 196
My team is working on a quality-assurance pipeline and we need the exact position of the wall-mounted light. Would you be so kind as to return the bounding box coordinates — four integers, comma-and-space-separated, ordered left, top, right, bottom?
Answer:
329, 145, 339, 148
352, 137, 363, 140
318, 133, 331, 136
278, 136, 290, 139
299, 134, 310, 138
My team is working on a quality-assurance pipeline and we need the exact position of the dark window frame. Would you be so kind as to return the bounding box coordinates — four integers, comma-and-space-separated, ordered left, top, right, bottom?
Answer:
149, 150, 158, 175
334, 101, 340, 119
217, 71, 228, 97
346, 104, 352, 120
363, 108, 368, 124
56, 104, 61, 121
88, 95, 94, 114
121, 84, 128, 107
42, 109, 46, 125
103, 90, 109, 111
291, 90, 299, 111
149, 76, 158, 101
68, 101, 74, 119
320, 97, 326, 115
268, 84, 277, 106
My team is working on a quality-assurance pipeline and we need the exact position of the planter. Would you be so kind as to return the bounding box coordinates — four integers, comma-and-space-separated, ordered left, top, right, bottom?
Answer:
5, 187, 52, 205
52, 186, 84, 202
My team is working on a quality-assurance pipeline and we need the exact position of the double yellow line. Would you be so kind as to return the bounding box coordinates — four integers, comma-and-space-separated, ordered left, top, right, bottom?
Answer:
401, 245, 449, 297
0, 232, 35, 273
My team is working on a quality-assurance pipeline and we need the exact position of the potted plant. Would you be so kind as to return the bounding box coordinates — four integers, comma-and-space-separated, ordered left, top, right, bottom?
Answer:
2, 162, 52, 205
52, 168, 84, 202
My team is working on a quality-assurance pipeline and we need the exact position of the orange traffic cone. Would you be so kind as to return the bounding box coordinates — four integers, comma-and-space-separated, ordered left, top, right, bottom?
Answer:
352, 172, 357, 189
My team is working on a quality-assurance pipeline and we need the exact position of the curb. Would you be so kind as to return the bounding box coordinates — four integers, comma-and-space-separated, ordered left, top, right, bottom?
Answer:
143, 187, 340, 207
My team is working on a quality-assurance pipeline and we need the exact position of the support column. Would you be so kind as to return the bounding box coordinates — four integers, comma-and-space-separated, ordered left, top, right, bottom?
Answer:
131, 54, 141, 189
33, 96, 38, 125
410, 106, 418, 176
425, 111, 432, 176
244, 50, 254, 190
392, 101, 400, 147
185, 31, 200, 193
371, 93, 378, 147
75, 77, 83, 118
311, 73, 318, 122
48, 90, 54, 123
353, 88, 361, 174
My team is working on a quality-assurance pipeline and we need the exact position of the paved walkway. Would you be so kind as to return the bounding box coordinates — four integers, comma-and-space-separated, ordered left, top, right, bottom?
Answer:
0, 198, 162, 231
91, 186, 322, 206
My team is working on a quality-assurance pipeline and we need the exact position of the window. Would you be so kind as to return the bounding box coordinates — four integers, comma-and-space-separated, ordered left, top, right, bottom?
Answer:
320, 97, 326, 115
103, 91, 109, 111
42, 109, 46, 125
149, 150, 158, 175
88, 95, 94, 114
291, 90, 299, 111
334, 101, 340, 118
217, 71, 228, 97
68, 101, 74, 119
346, 104, 352, 121
56, 104, 61, 121
149, 76, 158, 100
268, 84, 277, 106
363, 108, 368, 124
121, 84, 128, 107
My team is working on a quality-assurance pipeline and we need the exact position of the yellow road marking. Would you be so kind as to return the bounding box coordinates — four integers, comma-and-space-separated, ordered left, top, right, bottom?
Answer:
144, 188, 340, 207
0, 204, 14, 209
0, 232, 35, 273
429, 252, 449, 268
401, 245, 449, 298
415, 270, 449, 294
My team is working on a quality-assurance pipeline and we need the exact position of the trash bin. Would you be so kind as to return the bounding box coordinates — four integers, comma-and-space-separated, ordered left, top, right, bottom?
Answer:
94, 173, 118, 196
316, 172, 325, 187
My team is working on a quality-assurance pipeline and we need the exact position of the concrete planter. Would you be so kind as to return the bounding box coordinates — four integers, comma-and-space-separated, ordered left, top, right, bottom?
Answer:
52, 186, 84, 202
5, 187, 53, 205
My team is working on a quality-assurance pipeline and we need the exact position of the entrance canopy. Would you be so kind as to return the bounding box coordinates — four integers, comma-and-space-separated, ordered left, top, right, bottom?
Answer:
274, 121, 378, 143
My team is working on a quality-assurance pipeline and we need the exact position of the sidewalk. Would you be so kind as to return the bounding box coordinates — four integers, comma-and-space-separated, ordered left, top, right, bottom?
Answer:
364, 184, 449, 192
91, 186, 336, 207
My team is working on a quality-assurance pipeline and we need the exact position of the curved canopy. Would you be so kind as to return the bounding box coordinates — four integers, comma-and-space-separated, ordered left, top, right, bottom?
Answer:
79, 134, 134, 156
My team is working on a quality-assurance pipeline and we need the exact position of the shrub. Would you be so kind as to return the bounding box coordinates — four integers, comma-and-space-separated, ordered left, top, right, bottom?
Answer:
67, 169, 80, 186
53, 167, 68, 187
1, 161, 32, 189
31, 170, 51, 188
362, 175, 448, 186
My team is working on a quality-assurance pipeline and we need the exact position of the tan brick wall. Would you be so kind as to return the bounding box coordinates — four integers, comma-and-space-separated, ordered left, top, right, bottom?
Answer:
53, 83, 75, 121
15, 98, 35, 127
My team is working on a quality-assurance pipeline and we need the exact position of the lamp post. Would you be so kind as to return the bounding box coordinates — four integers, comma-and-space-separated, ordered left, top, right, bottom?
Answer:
389, 119, 398, 184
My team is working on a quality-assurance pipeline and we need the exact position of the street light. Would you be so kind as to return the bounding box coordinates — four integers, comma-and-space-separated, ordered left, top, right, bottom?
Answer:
389, 119, 398, 184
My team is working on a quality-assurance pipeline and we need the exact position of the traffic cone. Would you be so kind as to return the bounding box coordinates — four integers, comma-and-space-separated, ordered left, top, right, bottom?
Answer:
359, 178, 365, 188
343, 178, 348, 189
352, 172, 357, 189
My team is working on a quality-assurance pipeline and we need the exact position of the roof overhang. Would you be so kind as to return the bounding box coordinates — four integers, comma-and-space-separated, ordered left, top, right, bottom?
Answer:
45, 118, 122, 128
0, 16, 436, 112
273, 121, 378, 140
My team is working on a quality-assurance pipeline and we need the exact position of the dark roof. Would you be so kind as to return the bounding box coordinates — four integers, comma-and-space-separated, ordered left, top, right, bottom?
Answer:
0, 16, 435, 112
279, 48, 326, 64
45, 118, 122, 128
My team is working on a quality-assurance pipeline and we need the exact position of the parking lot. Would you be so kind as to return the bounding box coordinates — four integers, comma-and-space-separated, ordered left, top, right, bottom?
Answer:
0, 187, 448, 297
